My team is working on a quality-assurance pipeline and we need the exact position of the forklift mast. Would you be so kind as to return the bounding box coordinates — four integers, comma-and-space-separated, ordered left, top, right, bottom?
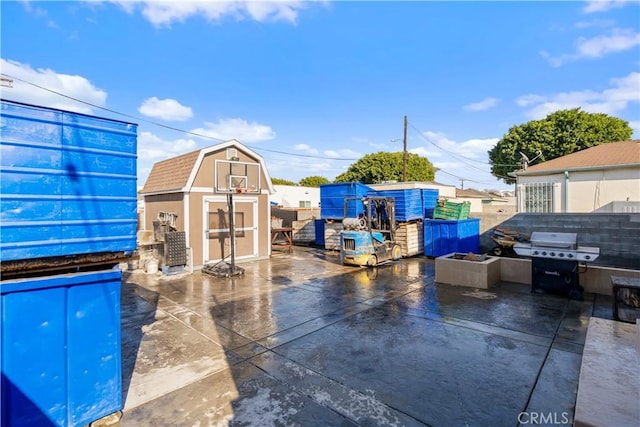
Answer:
343, 196, 396, 242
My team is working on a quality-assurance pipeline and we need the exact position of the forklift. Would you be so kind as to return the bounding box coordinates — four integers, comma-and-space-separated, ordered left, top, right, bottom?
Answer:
339, 196, 402, 267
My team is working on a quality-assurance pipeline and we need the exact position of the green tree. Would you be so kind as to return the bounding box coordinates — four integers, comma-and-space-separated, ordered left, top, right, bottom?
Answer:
271, 177, 296, 185
299, 175, 331, 187
489, 108, 632, 184
334, 152, 436, 184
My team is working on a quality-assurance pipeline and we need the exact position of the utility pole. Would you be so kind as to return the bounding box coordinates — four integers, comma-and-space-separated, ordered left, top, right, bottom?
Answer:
402, 115, 408, 182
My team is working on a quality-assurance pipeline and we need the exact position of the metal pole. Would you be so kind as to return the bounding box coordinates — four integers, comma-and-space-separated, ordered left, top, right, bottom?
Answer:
228, 193, 236, 273
403, 115, 408, 182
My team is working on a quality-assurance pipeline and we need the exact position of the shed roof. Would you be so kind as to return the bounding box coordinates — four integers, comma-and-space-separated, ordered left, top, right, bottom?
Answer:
518, 140, 640, 175
141, 139, 274, 194
142, 149, 200, 193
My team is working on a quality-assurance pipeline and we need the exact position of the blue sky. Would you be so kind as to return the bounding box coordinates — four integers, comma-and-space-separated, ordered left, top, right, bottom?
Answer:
1, 1, 639, 191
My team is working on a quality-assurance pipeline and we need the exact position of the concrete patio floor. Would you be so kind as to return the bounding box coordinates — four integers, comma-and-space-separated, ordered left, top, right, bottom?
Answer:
119, 247, 613, 426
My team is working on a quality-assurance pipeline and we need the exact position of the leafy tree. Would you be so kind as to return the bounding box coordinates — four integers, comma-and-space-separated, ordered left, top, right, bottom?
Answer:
489, 108, 632, 184
334, 152, 436, 184
299, 175, 331, 187
271, 177, 296, 185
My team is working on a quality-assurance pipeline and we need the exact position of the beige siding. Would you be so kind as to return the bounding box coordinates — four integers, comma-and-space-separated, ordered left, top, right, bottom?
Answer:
143, 193, 185, 232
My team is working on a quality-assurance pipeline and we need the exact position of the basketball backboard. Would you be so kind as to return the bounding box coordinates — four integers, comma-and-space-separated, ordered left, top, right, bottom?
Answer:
215, 159, 261, 194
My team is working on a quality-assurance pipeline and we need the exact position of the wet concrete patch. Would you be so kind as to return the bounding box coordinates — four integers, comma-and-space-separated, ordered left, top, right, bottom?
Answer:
258, 303, 373, 349
272, 307, 548, 426
391, 283, 569, 338
522, 348, 583, 426
122, 307, 232, 411
122, 361, 357, 426
120, 248, 599, 425
251, 351, 425, 426
208, 286, 367, 340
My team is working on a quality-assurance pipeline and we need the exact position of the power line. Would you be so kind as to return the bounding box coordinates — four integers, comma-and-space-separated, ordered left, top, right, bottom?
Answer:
0, 72, 359, 162
408, 121, 519, 168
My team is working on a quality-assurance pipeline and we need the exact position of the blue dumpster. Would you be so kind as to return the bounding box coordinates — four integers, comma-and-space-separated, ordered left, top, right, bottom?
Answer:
424, 218, 480, 257
1, 268, 122, 427
320, 182, 372, 219
0, 99, 138, 262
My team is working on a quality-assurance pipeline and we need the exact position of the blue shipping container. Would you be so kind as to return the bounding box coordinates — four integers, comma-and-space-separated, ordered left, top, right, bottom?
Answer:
421, 189, 439, 219
424, 218, 480, 257
320, 182, 372, 220
1, 268, 122, 426
0, 100, 138, 262
367, 189, 423, 222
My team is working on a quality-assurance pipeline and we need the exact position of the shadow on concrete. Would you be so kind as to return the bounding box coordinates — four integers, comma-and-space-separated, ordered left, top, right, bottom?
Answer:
119, 273, 159, 408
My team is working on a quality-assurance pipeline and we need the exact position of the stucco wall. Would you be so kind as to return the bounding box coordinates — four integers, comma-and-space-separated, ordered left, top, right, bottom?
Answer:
517, 166, 640, 213
271, 185, 320, 208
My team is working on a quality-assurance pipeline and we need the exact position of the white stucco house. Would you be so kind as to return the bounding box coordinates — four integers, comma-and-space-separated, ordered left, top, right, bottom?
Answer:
271, 185, 320, 208
454, 188, 510, 213
514, 140, 640, 213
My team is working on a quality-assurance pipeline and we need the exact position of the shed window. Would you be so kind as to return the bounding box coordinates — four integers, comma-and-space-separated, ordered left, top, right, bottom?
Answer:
520, 182, 555, 213
299, 200, 311, 208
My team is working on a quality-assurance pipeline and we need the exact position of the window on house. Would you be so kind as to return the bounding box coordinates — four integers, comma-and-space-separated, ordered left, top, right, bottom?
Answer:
299, 201, 311, 208
521, 182, 555, 213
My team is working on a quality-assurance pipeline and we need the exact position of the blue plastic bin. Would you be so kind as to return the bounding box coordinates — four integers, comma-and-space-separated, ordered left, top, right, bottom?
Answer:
1, 268, 122, 427
424, 218, 480, 257
0, 100, 138, 262
421, 189, 439, 219
320, 182, 372, 219
367, 189, 423, 222
314, 219, 325, 246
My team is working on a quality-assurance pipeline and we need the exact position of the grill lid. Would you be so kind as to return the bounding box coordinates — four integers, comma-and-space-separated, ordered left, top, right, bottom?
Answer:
530, 232, 577, 250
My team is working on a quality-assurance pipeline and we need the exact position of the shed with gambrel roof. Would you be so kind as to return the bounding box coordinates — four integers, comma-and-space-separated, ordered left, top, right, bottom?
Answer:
140, 139, 275, 268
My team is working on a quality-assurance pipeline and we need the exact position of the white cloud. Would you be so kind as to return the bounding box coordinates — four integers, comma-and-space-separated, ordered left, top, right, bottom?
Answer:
627, 120, 640, 137
137, 131, 198, 184
416, 131, 499, 160
323, 148, 361, 159
516, 71, 640, 119
110, 1, 309, 27
191, 118, 275, 143
463, 97, 499, 112
583, 0, 634, 14
138, 97, 193, 121
293, 143, 319, 155
541, 28, 640, 67
574, 19, 615, 29
0, 58, 107, 114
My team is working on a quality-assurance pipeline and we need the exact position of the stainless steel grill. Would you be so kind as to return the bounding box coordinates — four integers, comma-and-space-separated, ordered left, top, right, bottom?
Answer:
514, 232, 600, 300
514, 232, 600, 262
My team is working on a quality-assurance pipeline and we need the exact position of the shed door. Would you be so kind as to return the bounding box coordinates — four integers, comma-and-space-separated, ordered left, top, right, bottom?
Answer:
203, 196, 258, 264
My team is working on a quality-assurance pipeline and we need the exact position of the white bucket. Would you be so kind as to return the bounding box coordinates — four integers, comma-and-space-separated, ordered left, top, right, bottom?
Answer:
146, 259, 159, 274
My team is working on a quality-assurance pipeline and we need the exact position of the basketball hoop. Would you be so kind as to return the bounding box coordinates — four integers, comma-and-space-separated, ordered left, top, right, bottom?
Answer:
236, 187, 247, 194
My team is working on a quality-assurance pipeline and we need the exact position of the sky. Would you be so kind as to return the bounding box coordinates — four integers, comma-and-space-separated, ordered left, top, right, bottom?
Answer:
1, 0, 639, 192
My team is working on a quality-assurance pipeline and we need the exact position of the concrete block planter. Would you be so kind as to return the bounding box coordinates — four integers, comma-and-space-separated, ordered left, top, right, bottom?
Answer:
435, 252, 501, 289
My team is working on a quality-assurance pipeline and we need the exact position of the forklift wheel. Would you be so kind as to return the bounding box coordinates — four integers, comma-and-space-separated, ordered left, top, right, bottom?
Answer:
392, 245, 402, 260
491, 246, 503, 256
367, 255, 377, 267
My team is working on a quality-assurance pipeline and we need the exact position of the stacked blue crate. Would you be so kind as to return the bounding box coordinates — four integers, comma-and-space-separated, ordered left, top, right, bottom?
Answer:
320, 182, 372, 219
421, 189, 439, 219
366, 188, 423, 222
